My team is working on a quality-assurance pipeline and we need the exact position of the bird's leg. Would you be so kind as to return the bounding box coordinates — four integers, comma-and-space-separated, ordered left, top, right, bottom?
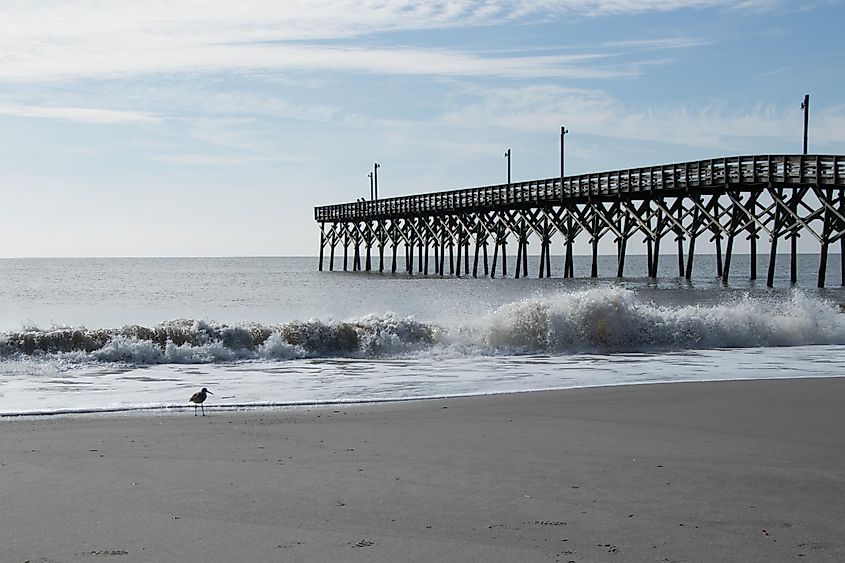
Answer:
194, 404, 197, 416
201, 403, 205, 416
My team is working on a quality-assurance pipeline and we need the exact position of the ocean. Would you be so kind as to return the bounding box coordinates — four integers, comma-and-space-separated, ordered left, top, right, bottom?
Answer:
1, 254, 844, 416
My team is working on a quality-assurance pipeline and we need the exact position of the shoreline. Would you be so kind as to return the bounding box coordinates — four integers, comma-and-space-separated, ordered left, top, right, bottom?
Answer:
3, 373, 844, 419
2, 378, 844, 561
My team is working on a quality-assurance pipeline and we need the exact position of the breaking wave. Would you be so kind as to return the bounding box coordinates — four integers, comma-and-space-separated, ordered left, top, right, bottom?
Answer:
1, 288, 843, 365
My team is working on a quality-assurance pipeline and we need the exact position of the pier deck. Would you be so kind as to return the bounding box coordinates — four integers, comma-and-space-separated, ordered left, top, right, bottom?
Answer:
315, 154, 845, 287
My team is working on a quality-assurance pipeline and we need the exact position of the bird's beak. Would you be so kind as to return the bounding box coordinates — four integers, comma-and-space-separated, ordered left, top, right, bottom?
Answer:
207, 391, 213, 394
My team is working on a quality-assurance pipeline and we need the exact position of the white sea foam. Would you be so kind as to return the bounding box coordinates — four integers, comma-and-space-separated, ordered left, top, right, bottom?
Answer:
468, 287, 845, 354
1, 288, 843, 366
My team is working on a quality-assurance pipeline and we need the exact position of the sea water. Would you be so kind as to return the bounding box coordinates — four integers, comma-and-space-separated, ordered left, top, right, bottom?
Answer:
1, 255, 844, 416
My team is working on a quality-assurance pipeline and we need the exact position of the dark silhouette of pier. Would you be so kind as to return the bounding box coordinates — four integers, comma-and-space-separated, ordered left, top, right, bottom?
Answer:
315, 154, 845, 287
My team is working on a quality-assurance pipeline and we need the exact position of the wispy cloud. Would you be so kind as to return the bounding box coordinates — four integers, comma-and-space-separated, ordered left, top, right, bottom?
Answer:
0, 103, 160, 124
149, 152, 318, 166
430, 85, 845, 149
0, 41, 628, 82
0, 1, 765, 82
598, 37, 712, 50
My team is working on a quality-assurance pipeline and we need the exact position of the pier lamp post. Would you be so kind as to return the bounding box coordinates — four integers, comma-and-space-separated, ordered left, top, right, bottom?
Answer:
504, 149, 511, 185
368, 171, 374, 201
801, 94, 810, 155
560, 126, 569, 195
374, 162, 380, 200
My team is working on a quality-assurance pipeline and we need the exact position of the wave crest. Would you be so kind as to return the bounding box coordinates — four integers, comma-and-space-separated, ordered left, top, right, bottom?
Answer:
476, 288, 845, 353
0, 313, 435, 364
1, 289, 843, 364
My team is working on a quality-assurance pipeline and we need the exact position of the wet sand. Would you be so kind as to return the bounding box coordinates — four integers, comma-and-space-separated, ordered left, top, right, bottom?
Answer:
1, 378, 844, 562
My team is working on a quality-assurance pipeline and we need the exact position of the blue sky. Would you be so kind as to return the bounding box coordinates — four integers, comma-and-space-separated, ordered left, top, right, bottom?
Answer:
0, 0, 843, 257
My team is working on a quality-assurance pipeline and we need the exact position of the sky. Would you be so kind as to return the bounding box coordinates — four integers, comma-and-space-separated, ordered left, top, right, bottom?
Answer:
0, 0, 843, 258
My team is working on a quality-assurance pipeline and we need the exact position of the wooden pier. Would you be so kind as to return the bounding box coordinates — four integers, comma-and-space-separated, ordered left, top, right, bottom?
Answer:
314, 154, 845, 287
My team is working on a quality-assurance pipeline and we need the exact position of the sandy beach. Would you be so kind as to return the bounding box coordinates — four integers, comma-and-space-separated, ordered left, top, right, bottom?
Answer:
2, 378, 844, 562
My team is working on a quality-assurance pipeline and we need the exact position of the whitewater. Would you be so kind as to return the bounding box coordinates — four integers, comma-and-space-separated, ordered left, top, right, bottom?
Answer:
1, 255, 844, 416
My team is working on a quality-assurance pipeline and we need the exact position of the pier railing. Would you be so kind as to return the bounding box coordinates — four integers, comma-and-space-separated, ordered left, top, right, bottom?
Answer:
315, 154, 845, 222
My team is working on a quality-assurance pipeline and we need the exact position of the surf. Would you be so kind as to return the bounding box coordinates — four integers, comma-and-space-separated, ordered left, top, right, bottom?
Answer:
1, 288, 843, 366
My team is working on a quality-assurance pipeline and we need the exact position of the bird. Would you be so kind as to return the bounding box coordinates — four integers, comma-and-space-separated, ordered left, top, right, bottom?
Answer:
189, 388, 213, 416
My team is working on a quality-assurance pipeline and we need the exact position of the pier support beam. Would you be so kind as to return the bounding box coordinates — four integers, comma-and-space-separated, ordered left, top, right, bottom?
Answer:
456, 228, 463, 278
767, 186, 784, 287
464, 236, 470, 276
722, 194, 741, 284
343, 229, 349, 272
712, 198, 723, 278
841, 194, 845, 287
591, 212, 599, 278
483, 237, 489, 277
353, 231, 361, 272
818, 187, 834, 288
391, 227, 398, 274
791, 187, 799, 284
423, 235, 429, 275
747, 191, 759, 281
617, 210, 629, 278
365, 232, 372, 272
686, 205, 701, 280
439, 235, 446, 277
473, 230, 481, 278
676, 205, 685, 277
318, 223, 325, 271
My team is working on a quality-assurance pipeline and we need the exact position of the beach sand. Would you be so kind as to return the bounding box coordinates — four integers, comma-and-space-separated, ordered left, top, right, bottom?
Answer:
1, 378, 844, 562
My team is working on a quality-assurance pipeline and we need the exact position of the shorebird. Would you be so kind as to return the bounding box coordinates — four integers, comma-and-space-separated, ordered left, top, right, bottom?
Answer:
189, 388, 212, 416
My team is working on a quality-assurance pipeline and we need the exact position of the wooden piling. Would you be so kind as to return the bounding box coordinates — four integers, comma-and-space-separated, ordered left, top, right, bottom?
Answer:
343, 231, 349, 272
790, 188, 798, 284
722, 196, 740, 284
651, 206, 663, 279
456, 231, 463, 278
434, 238, 442, 275
676, 209, 684, 278
473, 235, 481, 278
818, 187, 834, 288
841, 192, 845, 287
441, 236, 447, 276
591, 213, 599, 278
353, 238, 360, 271
521, 233, 528, 278
539, 231, 546, 279
464, 238, 470, 275
617, 212, 628, 278
501, 235, 508, 278
491, 235, 499, 279
319, 224, 325, 271
747, 191, 759, 280
483, 239, 489, 276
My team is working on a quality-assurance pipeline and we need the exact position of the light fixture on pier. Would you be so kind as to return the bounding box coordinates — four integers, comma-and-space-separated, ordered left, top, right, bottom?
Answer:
560, 125, 569, 182
368, 171, 374, 201
504, 149, 511, 185
801, 94, 810, 155
374, 162, 381, 200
